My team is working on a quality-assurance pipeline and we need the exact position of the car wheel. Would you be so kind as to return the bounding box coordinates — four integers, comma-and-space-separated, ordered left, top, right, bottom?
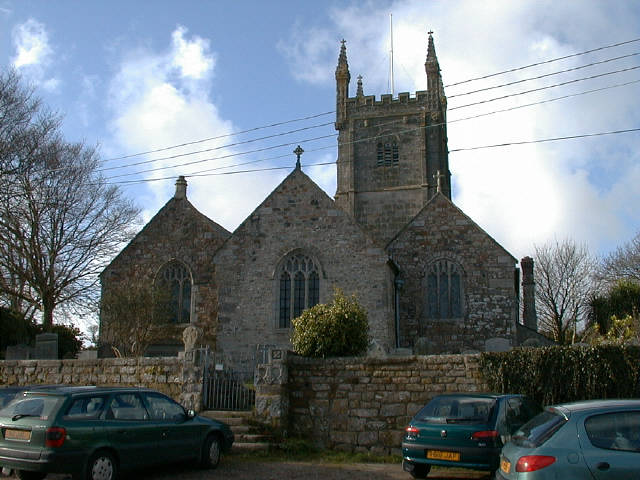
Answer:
16, 471, 46, 480
86, 450, 118, 480
409, 463, 431, 479
200, 434, 221, 469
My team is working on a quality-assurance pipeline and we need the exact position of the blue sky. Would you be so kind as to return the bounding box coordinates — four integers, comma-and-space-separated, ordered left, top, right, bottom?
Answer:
2, 0, 640, 262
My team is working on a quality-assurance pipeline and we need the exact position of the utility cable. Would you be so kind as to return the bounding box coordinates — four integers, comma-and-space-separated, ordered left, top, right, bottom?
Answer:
449, 64, 640, 111
448, 52, 640, 99
100, 110, 334, 163
97, 37, 640, 166
100, 73, 640, 180
444, 37, 640, 88
101, 125, 640, 186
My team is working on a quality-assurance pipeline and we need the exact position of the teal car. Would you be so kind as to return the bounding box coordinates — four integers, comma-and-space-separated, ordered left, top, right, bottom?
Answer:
497, 399, 640, 479
0, 386, 233, 480
402, 393, 541, 478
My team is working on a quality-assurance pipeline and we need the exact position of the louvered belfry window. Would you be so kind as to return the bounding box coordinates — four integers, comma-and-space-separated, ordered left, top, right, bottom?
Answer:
377, 141, 399, 166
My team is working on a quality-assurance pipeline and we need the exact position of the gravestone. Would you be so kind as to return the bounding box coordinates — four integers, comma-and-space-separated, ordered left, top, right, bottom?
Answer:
5, 344, 32, 360
34, 333, 58, 359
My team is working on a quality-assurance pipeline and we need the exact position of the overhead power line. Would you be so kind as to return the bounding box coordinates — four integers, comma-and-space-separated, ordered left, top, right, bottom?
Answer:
98, 120, 335, 173
449, 128, 640, 152
100, 110, 334, 163
444, 37, 640, 88
100, 72, 640, 181
448, 51, 640, 99
449, 64, 640, 111
101, 125, 640, 187
98, 37, 640, 167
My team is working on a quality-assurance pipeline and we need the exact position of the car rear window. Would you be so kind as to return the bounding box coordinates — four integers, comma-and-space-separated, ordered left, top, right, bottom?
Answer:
511, 409, 567, 447
63, 395, 107, 420
0, 394, 64, 420
414, 396, 496, 424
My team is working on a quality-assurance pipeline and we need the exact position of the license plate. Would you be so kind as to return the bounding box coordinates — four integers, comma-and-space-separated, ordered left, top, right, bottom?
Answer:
500, 458, 511, 473
4, 429, 31, 441
427, 449, 461, 461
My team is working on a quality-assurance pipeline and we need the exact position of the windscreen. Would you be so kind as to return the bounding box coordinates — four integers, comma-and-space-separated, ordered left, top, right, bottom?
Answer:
415, 396, 496, 424
511, 409, 567, 447
0, 393, 64, 420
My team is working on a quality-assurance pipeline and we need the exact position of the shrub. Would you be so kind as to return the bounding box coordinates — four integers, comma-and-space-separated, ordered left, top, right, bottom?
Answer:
479, 345, 640, 406
291, 289, 369, 358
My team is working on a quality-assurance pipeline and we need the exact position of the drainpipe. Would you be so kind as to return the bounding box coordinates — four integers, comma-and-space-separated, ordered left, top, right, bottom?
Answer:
394, 276, 404, 349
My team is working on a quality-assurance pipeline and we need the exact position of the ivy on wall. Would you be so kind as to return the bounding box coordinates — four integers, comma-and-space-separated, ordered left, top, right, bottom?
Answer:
479, 345, 640, 406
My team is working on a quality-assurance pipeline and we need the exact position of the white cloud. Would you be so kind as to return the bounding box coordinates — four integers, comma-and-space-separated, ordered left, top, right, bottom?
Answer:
11, 18, 59, 90
171, 25, 214, 80
279, 0, 640, 258
108, 26, 285, 232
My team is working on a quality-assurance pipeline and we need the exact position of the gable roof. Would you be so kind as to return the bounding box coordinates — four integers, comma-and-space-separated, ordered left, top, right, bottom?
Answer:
218, 166, 378, 250
386, 191, 517, 263
101, 195, 231, 277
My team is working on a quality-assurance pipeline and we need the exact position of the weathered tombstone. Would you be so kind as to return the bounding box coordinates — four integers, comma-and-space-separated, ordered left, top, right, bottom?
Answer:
34, 333, 58, 359
414, 337, 435, 355
367, 339, 387, 358
5, 344, 32, 360
484, 337, 511, 352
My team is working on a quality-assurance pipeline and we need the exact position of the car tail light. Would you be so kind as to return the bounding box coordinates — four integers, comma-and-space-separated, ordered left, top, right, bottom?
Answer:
516, 455, 556, 472
45, 427, 66, 447
471, 430, 499, 440
405, 426, 419, 436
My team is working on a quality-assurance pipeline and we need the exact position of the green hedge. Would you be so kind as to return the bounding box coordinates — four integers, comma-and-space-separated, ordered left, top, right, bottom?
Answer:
479, 345, 640, 406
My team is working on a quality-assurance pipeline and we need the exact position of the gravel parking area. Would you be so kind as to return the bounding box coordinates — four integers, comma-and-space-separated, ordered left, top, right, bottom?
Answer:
37, 456, 491, 480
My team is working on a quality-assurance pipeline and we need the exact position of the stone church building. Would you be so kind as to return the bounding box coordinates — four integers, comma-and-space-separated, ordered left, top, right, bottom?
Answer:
100, 34, 539, 368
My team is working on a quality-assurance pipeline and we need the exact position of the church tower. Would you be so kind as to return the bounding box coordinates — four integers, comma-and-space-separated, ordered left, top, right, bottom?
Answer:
334, 32, 450, 245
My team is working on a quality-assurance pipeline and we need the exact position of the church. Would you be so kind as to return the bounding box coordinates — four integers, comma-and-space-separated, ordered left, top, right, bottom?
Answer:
100, 34, 539, 369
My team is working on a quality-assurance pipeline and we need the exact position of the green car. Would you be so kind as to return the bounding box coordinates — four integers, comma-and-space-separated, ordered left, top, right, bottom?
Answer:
0, 386, 234, 480
402, 393, 541, 478
497, 399, 640, 479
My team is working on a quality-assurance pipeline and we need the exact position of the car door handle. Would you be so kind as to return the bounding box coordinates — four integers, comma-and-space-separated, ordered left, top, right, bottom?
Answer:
596, 462, 610, 471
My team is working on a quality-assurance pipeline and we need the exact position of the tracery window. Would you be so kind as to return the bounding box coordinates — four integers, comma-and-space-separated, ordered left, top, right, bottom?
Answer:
426, 260, 463, 319
158, 261, 192, 324
377, 141, 399, 166
278, 253, 320, 328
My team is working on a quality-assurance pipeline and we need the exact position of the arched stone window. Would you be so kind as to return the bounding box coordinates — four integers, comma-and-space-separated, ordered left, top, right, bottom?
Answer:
277, 253, 320, 328
426, 260, 463, 319
157, 261, 192, 324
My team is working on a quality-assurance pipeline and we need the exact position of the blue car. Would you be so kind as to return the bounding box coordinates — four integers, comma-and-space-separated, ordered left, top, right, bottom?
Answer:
402, 393, 541, 478
497, 399, 640, 479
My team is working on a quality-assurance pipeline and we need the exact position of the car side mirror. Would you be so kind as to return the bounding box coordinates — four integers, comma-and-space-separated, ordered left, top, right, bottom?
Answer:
187, 409, 196, 419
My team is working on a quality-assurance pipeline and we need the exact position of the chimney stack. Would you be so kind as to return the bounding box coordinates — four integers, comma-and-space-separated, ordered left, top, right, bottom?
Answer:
521, 256, 537, 330
174, 176, 187, 199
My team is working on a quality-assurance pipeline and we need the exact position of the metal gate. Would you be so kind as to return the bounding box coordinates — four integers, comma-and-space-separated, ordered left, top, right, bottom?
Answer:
202, 345, 273, 411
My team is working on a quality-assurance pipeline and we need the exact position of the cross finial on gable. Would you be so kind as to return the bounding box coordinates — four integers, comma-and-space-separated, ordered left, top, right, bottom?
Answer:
434, 170, 444, 193
294, 145, 304, 169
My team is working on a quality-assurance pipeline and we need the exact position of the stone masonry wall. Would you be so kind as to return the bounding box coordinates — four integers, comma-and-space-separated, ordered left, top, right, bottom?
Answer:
0, 355, 204, 411
214, 169, 394, 372
100, 194, 229, 352
256, 352, 489, 455
388, 194, 517, 353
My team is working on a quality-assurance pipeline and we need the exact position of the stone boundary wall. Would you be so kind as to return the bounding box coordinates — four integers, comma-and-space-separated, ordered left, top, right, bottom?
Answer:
256, 351, 489, 455
0, 355, 204, 411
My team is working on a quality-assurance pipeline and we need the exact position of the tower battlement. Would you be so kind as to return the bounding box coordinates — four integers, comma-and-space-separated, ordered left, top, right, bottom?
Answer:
334, 33, 450, 245
344, 90, 445, 115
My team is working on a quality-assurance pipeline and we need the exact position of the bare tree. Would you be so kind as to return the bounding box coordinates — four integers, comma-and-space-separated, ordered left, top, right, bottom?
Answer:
599, 231, 640, 285
534, 238, 597, 344
99, 282, 171, 357
0, 69, 140, 327
0, 68, 60, 177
